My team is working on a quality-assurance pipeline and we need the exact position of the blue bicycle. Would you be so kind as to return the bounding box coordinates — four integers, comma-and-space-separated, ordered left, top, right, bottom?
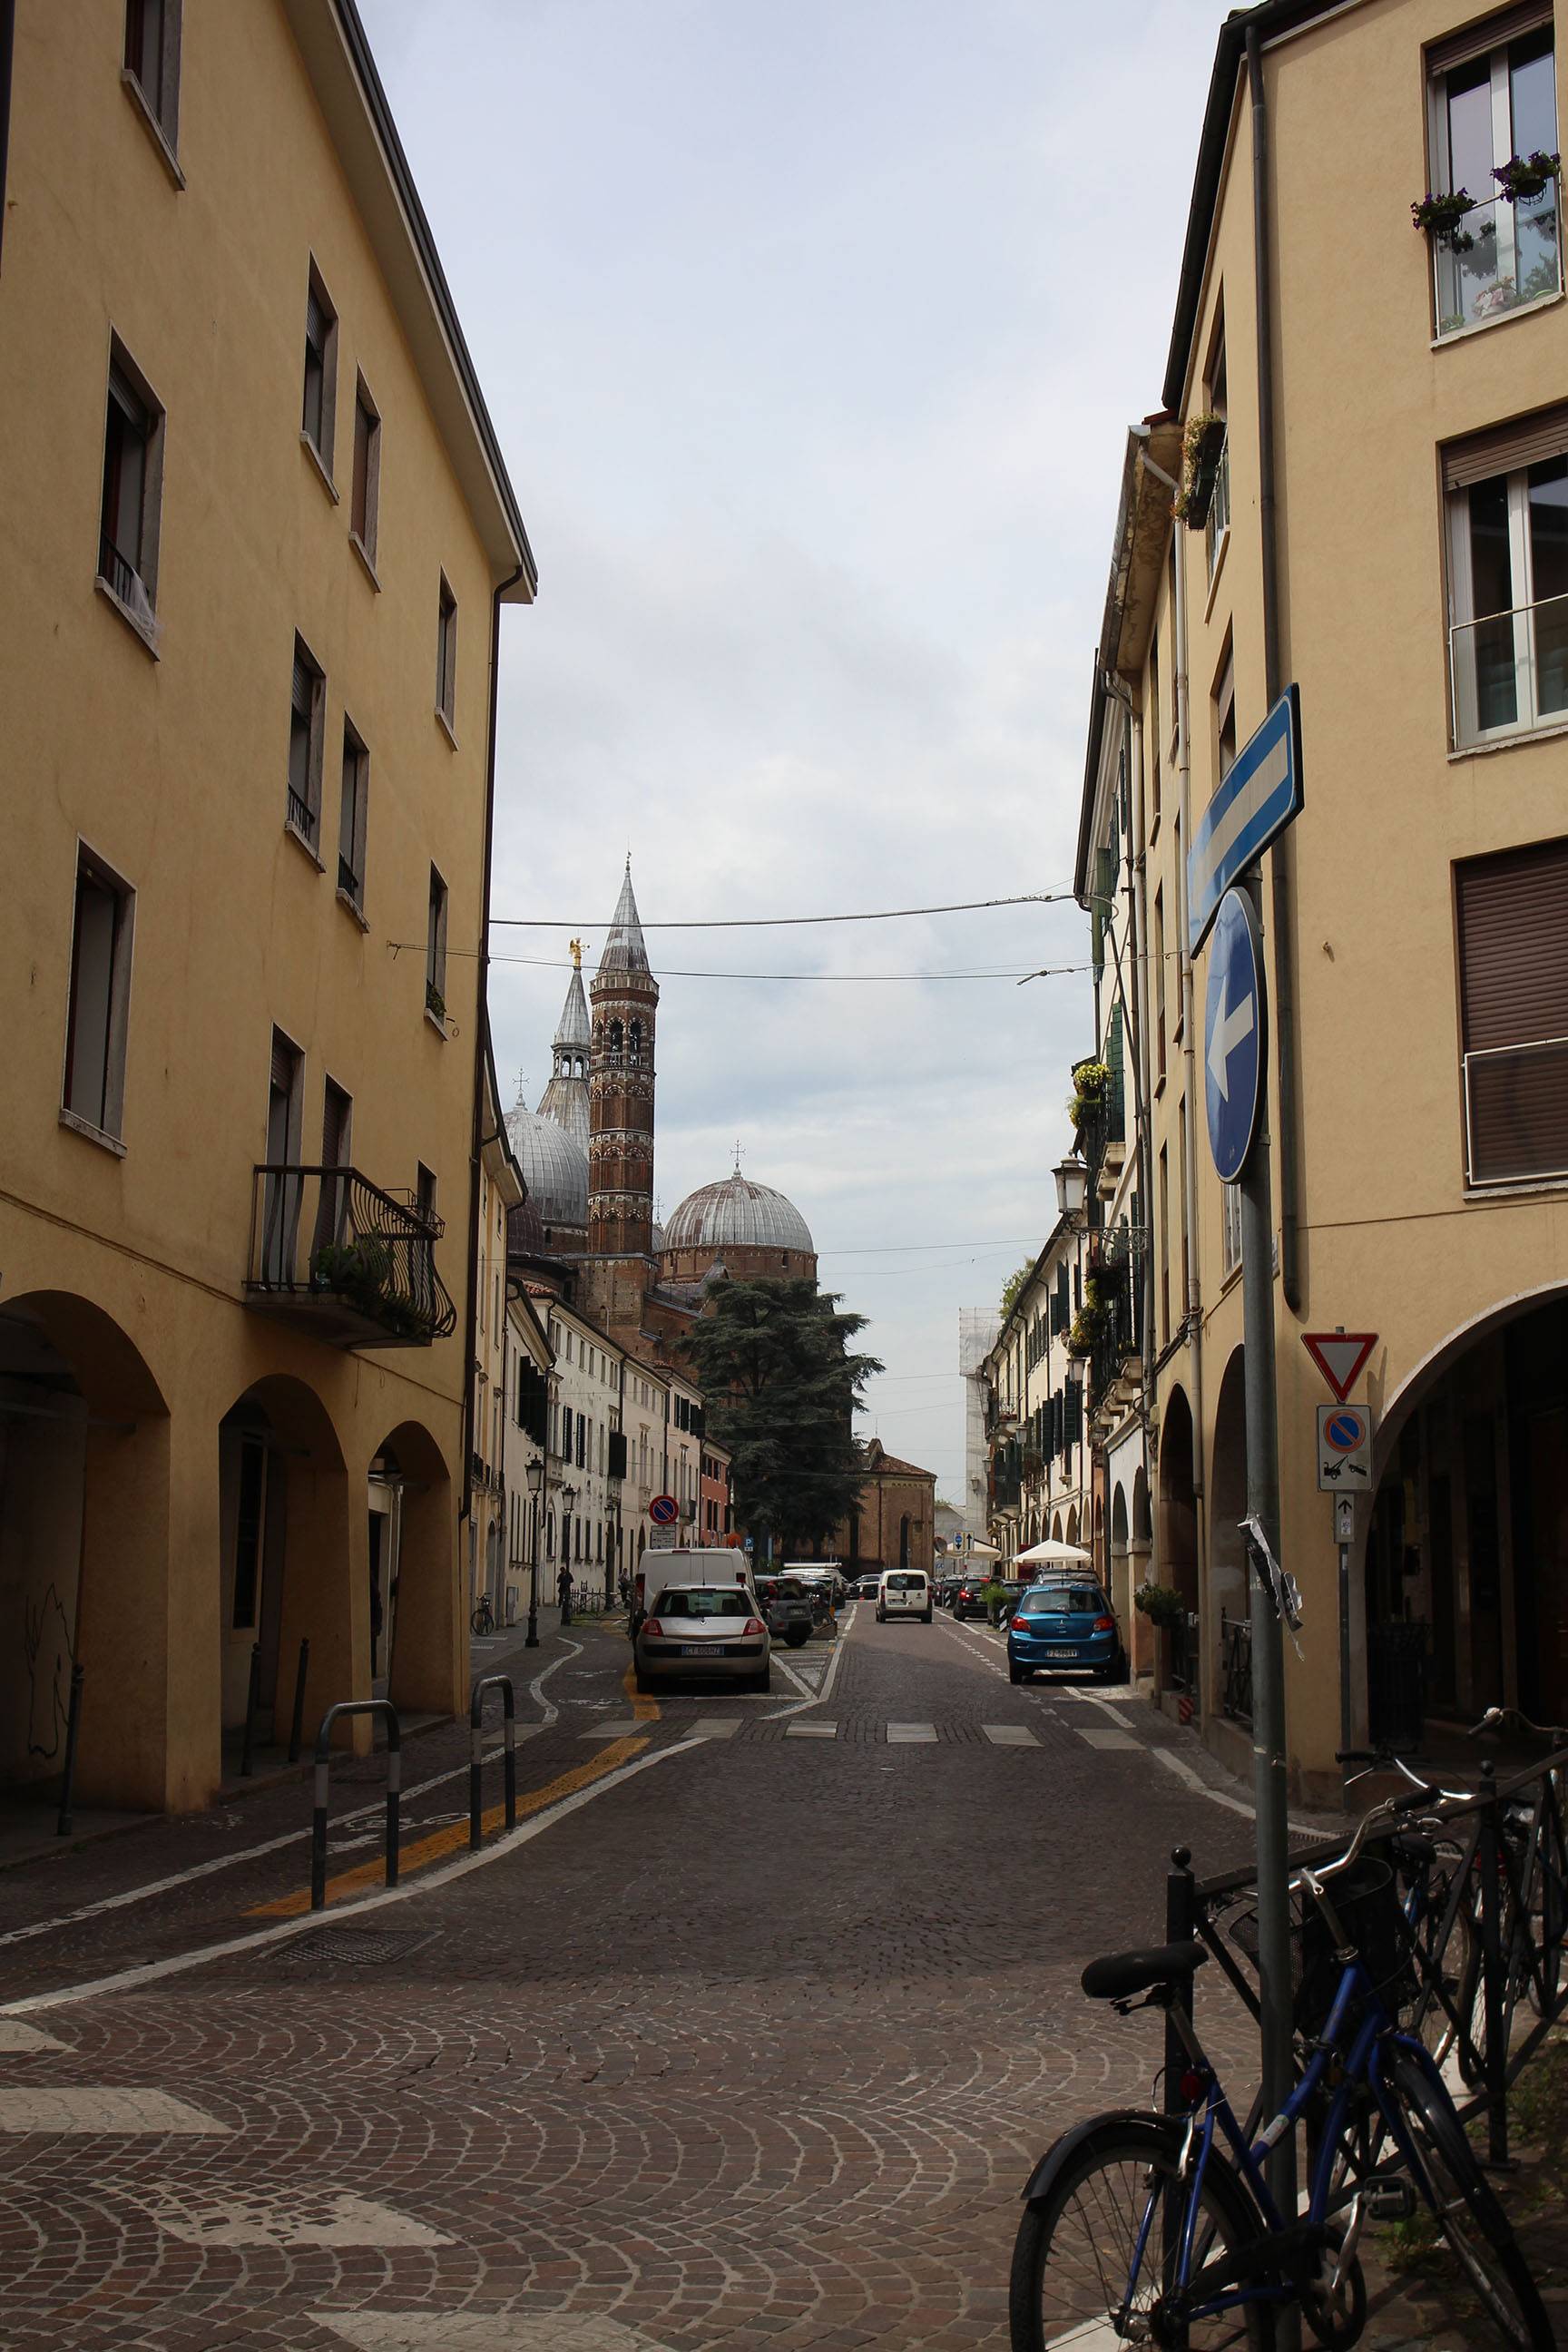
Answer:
1009, 1796, 1553, 2349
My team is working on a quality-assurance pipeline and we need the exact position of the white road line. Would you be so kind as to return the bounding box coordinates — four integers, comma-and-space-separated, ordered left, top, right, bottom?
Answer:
1149, 1744, 1319, 1836
0, 1736, 703, 2019
155, 2190, 450, 2247
769, 1652, 816, 1698
761, 1609, 855, 1722
785, 1722, 838, 1740
887, 1723, 937, 1744
0, 2087, 230, 2134
982, 1725, 1038, 1747
0, 1642, 582, 1955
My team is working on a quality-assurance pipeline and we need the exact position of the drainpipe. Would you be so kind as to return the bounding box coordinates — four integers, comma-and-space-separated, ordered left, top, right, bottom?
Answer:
0, 0, 14, 279
1247, 23, 1302, 1315
460, 560, 525, 1540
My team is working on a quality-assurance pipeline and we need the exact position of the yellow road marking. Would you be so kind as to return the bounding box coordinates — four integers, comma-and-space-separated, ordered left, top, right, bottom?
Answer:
249, 1665, 661, 1918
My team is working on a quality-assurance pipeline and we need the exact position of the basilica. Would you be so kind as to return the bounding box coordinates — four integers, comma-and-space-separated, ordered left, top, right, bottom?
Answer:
505, 864, 818, 1357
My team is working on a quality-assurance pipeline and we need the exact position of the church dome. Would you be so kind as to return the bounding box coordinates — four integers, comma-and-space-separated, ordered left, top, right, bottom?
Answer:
663, 1171, 814, 1256
505, 1107, 589, 1229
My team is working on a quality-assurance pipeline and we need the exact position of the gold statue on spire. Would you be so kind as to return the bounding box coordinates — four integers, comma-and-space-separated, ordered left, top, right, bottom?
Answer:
569, 937, 583, 970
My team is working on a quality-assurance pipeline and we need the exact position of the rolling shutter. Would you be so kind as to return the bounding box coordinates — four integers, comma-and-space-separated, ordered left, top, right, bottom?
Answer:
1442, 405, 1568, 492
1457, 837, 1568, 1181
1427, 4, 1550, 76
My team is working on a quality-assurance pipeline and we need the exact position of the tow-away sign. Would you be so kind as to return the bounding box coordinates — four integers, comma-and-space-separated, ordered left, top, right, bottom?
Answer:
1302, 1331, 1377, 1404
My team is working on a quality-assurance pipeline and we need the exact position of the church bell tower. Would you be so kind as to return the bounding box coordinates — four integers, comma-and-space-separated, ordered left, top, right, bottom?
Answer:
585, 861, 659, 1326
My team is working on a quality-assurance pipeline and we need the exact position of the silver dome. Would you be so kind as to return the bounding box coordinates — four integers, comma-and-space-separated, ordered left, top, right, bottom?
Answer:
505, 1107, 589, 1228
663, 1171, 814, 1255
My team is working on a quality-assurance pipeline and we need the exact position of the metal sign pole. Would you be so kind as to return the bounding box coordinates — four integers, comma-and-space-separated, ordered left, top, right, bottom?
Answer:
1235, 867, 1297, 2242
1336, 1493, 1355, 1777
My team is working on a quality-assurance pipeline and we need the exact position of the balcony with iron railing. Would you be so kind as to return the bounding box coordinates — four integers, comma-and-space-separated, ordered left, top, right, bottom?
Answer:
1432, 185, 1561, 338
1450, 591, 1568, 749
246, 1164, 456, 1348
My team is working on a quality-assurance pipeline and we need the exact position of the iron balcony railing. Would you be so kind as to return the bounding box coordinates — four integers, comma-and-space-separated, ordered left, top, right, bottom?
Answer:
1449, 589, 1568, 749
246, 1163, 456, 1348
1220, 1609, 1253, 1725
288, 784, 316, 844
1432, 185, 1562, 338
1463, 1034, 1568, 1186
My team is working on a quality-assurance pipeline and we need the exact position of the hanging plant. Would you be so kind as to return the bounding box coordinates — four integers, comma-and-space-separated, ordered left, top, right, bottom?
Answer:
1411, 188, 1476, 250
1134, 1582, 1187, 1632
1066, 1304, 1107, 1357
1067, 1059, 1112, 1131
1494, 152, 1560, 204
1171, 413, 1226, 525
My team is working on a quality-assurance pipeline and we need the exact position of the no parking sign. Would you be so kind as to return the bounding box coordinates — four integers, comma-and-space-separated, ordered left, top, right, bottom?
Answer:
1316, 1404, 1372, 1491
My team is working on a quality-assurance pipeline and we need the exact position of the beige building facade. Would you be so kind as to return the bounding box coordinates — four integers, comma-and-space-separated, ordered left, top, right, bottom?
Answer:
0, 0, 534, 1809
976, 1219, 1095, 1579
1077, 0, 1568, 1798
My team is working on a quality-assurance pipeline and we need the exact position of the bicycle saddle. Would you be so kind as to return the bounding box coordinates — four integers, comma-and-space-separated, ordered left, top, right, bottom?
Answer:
1082, 1941, 1208, 2001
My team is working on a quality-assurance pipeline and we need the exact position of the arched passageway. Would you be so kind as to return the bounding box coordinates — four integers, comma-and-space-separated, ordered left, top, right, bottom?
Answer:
1209, 1348, 1248, 1720
1158, 1387, 1200, 1695
1365, 1289, 1568, 1741
219, 1374, 348, 1764
0, 1292, 172, 1808
369, 1419, 455, 1719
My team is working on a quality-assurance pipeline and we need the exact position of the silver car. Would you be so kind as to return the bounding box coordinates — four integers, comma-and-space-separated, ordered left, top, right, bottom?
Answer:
634, 1582, 772, 1693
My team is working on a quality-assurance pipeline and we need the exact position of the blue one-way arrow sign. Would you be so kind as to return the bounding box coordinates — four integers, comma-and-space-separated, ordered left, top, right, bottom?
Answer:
1204, 887, 1266, 1183
1188, 685, 1303, 953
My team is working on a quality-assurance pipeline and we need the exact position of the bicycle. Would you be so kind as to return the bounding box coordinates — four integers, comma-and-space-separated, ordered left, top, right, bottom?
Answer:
469, 1594, 495, 1637
1008, 1788, 1553, 2350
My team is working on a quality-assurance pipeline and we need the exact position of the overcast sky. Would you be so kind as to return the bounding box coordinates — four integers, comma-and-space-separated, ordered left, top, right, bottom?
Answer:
360, 0, 1222, 1504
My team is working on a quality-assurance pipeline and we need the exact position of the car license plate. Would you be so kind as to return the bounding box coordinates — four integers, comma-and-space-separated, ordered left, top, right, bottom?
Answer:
1045, 1647, 1078, 1660
681, 1643, 722, 1656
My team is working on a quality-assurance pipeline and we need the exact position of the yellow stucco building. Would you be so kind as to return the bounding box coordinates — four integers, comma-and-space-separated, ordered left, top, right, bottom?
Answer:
1077, 0, 1568, 1800
0, 0, 534, 1810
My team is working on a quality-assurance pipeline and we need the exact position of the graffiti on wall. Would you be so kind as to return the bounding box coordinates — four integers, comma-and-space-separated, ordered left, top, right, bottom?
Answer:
23, 1584, 72, 1759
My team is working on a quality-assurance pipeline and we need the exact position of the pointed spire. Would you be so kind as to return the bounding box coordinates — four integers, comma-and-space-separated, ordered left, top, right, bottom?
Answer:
593, 860, 653, 987
553, 964, 591, 1052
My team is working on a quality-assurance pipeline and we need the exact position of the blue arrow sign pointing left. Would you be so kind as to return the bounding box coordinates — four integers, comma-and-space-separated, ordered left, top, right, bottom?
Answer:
1204, 888, 1266, 1184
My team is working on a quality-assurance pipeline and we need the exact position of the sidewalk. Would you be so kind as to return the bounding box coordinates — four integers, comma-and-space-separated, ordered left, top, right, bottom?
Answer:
1360, 2034, 1568, 2344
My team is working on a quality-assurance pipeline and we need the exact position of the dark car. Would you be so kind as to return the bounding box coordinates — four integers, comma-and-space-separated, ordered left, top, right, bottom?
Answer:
950, 1574, 996, 1621
1006, 1582, 1122, 1683
754, 1575, 814, 1649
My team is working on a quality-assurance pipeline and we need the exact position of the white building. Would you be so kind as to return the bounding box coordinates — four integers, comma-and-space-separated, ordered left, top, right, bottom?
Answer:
543, 1300, 625, 1602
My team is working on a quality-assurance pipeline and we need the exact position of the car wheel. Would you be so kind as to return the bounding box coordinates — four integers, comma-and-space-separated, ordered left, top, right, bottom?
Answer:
1008, 1658, 1025, 1685
922, 1610, 933, 1623
634, 1669, 653, 1694
785, 1626, 810, 1649
753, 1666, 771, 1693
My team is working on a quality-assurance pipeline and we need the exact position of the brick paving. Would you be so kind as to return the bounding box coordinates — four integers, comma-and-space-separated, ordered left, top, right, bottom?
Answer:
2, 1603, 1547, 2347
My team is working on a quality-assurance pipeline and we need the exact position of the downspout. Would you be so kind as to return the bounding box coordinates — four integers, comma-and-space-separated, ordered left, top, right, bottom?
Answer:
460, 559, 525, 1542
1101, 671, 1156, 1475
1247, 23, 1302, 1314
0, 0, 14, 279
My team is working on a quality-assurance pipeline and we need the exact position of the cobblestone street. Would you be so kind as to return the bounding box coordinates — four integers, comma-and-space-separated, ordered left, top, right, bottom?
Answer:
0, 1603, 1296, 2349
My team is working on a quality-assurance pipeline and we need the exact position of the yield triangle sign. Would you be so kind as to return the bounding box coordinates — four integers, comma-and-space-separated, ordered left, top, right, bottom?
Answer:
1302, 1331, 1377, 1404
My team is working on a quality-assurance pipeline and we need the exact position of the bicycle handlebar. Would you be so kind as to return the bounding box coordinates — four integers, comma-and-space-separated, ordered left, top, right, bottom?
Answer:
1468, 1702, 1568, 1744
1336, 1746, 1475, 1805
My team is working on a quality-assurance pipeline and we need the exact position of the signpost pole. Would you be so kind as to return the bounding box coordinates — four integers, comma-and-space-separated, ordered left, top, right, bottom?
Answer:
1235, 867, 1298, 2248
1336, 1492, 1355, 1777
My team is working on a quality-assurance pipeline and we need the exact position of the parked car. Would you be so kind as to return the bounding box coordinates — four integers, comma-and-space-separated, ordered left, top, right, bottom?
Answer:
634, 1582, 771, 1692
876, 1569, 933, 1623
1005, 1581, 1122, 1684
753, 1575, 814, 1648
856, 1575, 880, 1600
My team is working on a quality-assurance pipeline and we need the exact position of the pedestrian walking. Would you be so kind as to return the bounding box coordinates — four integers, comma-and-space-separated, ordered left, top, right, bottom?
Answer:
556, 1563, 573, 1626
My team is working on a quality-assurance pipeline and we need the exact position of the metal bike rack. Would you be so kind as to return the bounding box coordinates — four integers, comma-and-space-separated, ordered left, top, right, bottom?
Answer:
469, 1675, 516, 1849
311, 1699, 400, 1911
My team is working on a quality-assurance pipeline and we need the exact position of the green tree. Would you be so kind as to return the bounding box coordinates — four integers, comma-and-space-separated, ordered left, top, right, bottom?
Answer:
999, 1259, 1034, 1321
681, 1279, 882, 1556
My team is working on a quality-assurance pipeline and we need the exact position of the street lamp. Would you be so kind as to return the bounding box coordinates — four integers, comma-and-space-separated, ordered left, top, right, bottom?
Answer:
524, 1457, 544, 1648
1054, 1154, 1089, 1222
560, 1482, 578, 1624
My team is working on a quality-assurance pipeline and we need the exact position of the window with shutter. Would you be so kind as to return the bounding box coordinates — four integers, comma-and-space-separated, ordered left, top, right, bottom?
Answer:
98, 342, 163, 623
301, 264, 338, 471
338, 720, 368, 908
1106, 1004, 1125, 1141
1445, 408, 1568, 746
1456, 836, 1568, 1183
288, 637, 324, 849
350, 377, 380, 564
63, 849, 135, 1141
436, 575, 458, 728
426, 867, 448, 1024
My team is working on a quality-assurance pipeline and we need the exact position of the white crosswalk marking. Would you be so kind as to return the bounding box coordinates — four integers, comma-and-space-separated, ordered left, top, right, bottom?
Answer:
785, 1721, 838, 1739
312, 2315, 655, 2349
1079, 1728, 1141, 1750
0, 2087, 230, 2133
982, 1724, 1038, 1746
887, 1723, 937, 1743
0, 2021, 64, 2053
691, 1720, 740, 1739
156, 2190, 450, 2246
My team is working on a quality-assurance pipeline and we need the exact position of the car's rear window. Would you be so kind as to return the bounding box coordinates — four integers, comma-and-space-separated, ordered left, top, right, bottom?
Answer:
1023, 1586, 1107, 1614
886, 1574, 926, 1591
652, 1588, 750, 1617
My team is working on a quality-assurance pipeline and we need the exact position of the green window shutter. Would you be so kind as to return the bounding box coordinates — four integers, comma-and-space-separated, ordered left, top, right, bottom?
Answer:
1064, 1380, 1083, 1446
1106, 1004, 1125, 1142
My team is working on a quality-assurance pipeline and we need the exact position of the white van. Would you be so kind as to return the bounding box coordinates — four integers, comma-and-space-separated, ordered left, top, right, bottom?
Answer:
877, 1570, 932, 1624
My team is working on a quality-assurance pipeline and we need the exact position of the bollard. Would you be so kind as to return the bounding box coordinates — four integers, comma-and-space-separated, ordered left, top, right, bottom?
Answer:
1164, 1846, 1195, 2115
287, 1637, 310, 1764
1476, 1756, 1511, 2166
54, 1662, 85, 1838
240, 1642, 262, 1777
309, 1700, 402, 1911
469, 1675, 517, 1848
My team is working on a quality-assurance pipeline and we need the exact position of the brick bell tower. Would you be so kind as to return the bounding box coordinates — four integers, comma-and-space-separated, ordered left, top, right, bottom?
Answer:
584, 860, 660, 1332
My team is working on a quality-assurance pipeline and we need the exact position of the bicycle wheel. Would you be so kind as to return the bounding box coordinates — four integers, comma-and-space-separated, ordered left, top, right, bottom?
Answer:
469, 1602, 492, 1636
1384, 2049, 1553, 2350
1411, 1856, 1481, 2073
1009, 2115, 1268, 2352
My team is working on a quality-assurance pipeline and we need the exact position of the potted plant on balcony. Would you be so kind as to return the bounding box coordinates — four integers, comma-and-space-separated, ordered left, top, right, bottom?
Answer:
1411, 187, 1476, 250
1171, 413, 1226, 526
311, 1235, 404, 1327
1494, 151, 1560, 203
1067, 1058, 1111, 1135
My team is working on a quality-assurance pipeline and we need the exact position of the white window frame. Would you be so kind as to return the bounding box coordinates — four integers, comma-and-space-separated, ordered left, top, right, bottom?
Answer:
1428, 22, 1561, 336
301, 260, 338, 482
1446, 462, 1568, 745
61, 842, 136, 1148
1221, 1181, 1244, 1277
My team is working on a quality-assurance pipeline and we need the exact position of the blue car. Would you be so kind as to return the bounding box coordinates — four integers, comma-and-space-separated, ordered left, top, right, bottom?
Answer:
1006, 1581, 1122, 1684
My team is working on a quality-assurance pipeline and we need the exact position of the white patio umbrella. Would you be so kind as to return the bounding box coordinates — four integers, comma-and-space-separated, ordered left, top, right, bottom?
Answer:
1013, 1538, 1093, 1566
965, 1540, 1003, 1560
